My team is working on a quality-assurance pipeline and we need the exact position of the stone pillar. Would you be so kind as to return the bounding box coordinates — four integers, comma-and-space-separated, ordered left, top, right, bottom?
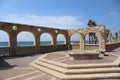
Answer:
80, 34, 85, 51
9, 31, 17, 56
35, 32, 40, 53
67, 35, 70, 50
52, 34, 57, 51
99, 32, 106, 51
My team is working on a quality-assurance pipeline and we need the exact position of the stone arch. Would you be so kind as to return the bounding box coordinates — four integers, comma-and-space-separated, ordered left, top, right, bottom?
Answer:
17, 31, 35, 46
84, 30, 99, 36
70, 33, 81, 44
85, 32, 99, 44
56, 34, 66, 44
40, 33, 53, 45
0, 30, 10, 47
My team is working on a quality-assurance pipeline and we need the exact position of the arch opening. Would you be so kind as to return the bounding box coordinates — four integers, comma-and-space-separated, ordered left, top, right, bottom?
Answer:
17, 31, 35, 46
70, 34, 80, 45
40, 33, 53, 45
57, 34, 66, 45
85, 32, 99, 44
0, 30, 9, 47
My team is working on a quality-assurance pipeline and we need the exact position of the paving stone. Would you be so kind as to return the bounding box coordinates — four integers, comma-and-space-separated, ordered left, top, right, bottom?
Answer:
0, 48, 120, 80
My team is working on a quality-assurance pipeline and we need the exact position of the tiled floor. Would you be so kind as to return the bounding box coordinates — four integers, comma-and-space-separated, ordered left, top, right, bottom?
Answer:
0, 48, 120, 80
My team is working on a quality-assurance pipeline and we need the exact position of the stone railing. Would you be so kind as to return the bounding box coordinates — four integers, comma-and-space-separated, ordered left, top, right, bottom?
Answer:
0, 42, 119, 57
16, 46, 36, 56
0, 47, 10, 57
69, 44, 80, 50
0, 45, 68, 56
69, 44, 99, 50
85, 44, 99, 50
56, 44, 67, 51
40, 45, 54, 53
106, 42, 120, 51
40, 44, 67, 53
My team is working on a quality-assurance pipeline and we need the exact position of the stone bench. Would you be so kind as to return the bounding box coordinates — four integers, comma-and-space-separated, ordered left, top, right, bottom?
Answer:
68, 50, 101, 60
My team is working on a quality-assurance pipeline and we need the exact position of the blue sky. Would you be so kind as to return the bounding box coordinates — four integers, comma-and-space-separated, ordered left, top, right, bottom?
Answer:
0, 0, 120, 41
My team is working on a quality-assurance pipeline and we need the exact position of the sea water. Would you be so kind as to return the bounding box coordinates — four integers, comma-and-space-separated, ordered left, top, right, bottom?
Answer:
0, 41, 65, 46
0, 41, 98, 47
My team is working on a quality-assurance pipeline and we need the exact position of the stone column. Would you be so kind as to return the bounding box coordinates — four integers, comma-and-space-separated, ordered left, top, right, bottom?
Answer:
52, 33, 57, 51
67, 35, 70, 50
9, 31, 17, 56
35, 31, 40, 53
80, 34, 85, 51
98, 32, 106, 51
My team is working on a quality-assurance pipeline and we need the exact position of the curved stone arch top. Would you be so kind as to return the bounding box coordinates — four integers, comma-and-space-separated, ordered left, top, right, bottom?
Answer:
85, 32, 99, 44
69, 33, 81, 44
17, 31, 36, 46
56, 33, 67, 44
0, 30, 10, 46
84, 30, 100, 36
84, 30, 100, 41
40, 32, 54, 45
0, 29, 10, 35
15, 26, 37, 36
68, 29, 82, 37
83, 26, 105, 35
0, 29, 10, 38
69, 33, 82, 38
17, 30, 36, 37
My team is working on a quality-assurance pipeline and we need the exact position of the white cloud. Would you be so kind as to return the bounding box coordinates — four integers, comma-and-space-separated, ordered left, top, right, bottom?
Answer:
1, 14, 84, 29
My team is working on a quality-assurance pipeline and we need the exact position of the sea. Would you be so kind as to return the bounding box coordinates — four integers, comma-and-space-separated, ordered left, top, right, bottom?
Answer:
0, 41, 65, 47
0, 41, 98, 47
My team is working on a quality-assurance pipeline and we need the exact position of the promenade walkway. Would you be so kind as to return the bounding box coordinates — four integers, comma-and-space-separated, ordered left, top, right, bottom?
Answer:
0, 47, 120, 80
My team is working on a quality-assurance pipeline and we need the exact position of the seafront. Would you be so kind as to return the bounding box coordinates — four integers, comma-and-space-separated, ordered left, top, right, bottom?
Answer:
0, 47, 120, 80
0, 21, 119, 57
0, 0, 120, 79
0, 20, 120, 80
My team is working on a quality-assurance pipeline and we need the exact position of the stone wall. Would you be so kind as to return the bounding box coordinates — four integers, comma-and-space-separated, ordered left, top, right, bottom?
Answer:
69, 44, 80, 50
16, 46, 36, 56
0, 22, 68, 56
0, 21, 120, 57
69, 44, 99, 50
84, 44, 99, 50
106, 42, 120, 51
0, 47, 10, 57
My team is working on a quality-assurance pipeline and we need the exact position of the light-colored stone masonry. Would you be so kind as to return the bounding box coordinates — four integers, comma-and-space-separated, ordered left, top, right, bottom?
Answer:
0, 22, 68, 56
0, 21, 119, 56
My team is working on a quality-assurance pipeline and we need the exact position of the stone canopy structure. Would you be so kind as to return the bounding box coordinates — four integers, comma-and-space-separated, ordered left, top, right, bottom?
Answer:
68, 25, 109, 51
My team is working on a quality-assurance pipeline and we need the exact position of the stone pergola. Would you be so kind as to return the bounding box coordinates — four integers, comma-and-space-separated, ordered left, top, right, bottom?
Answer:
68, 25, 110, 51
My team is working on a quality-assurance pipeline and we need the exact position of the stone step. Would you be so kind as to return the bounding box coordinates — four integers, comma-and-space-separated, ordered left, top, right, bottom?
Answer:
39, 58, 119, 69
35, 60, 65, 73
64, 67, 120, 74
31, 62, 120, 80
34, 60, 120, 74
31, 62, 63, 79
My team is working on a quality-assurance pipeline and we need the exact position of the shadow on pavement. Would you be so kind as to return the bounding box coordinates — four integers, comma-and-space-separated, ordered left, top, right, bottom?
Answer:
0, 58, 17, 70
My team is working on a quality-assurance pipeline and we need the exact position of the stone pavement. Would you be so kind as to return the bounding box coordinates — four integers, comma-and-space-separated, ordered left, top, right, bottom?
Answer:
0, 48, 120, 80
